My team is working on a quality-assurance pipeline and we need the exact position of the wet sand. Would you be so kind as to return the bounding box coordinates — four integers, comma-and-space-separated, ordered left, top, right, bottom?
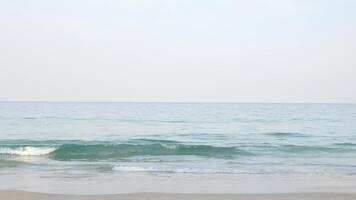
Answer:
1, 191, 356, 200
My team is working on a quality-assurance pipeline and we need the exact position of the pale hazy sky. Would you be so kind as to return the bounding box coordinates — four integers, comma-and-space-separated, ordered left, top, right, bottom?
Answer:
0, 0, 355, 103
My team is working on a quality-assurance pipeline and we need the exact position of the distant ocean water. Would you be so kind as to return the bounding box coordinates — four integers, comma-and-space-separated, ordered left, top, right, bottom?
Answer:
1, 102, 356, 193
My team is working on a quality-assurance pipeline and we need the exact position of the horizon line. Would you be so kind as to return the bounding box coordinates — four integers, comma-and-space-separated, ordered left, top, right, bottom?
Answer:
0, 100, 355, 104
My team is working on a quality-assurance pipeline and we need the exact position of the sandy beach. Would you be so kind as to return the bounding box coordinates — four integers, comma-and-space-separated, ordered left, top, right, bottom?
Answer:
1, 191, 356, 200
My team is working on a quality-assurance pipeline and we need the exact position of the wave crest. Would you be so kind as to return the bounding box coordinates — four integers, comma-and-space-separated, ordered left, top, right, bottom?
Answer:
0, 146, 57, 156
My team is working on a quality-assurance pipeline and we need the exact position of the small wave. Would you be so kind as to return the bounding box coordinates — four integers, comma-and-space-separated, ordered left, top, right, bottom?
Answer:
2, 139, 354, 161
0, 147, 57, 156
275, 144, 349, 154
22, 117, 38, 120
333, 143, 356, 146
50, 144, 251, 161
0, 139, 253, 161
128, 139, 178, 144
265, 132, 307, 137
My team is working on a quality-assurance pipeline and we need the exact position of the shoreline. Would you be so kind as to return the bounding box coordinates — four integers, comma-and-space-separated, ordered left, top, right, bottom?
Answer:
1, 191, 356, 200
2, 172, 356, 194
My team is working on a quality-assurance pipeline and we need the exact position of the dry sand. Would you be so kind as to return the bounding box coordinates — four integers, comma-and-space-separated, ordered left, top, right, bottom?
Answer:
1, 191, 356, 200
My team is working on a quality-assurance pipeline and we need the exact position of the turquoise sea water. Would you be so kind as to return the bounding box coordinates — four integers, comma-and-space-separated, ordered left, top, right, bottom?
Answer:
1, 102, 356, 193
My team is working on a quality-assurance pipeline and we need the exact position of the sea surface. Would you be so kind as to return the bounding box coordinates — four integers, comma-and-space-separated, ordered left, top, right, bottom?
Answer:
1, 102, 356, 193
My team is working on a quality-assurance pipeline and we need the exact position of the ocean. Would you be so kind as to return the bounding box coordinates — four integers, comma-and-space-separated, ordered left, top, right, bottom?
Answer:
1, 102, 356, 193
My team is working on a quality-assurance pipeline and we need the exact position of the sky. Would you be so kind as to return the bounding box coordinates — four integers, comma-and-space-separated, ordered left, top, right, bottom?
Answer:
0, 0, 355, 103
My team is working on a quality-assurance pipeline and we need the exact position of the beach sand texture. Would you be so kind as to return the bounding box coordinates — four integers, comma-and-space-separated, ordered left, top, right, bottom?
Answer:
1, 191, 356, 200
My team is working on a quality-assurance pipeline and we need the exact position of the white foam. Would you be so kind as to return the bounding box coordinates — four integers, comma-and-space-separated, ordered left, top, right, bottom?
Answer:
112, 165, 246, 174
0, 146, 57, 156
113, 166, 156, 172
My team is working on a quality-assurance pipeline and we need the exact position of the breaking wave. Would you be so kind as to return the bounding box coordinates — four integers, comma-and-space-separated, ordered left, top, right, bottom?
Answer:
0, 146, 57, 156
